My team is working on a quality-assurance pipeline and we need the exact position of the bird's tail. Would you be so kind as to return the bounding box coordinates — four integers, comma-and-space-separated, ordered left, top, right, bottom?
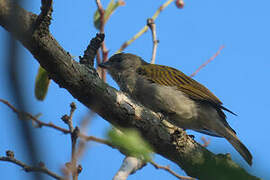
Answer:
225, 129, 253, 166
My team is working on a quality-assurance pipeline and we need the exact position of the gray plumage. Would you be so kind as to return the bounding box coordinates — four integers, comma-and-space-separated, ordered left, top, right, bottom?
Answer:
99, 53, 252, 165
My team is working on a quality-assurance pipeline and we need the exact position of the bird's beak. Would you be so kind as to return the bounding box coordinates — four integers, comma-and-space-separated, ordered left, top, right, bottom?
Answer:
98, 61, 110, 69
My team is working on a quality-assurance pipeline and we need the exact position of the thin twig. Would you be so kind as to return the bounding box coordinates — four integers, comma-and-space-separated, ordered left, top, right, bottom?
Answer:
73, 111, 95, 172
147, 18, 159, 64
95, 0, 105, 33
100, 49, 107, 81
0, 152, 63, 180
201, 136, 210, 147
79, 134, 116, 148
117, 0, 174, 53
96, 50, 103, 78
96, 49, 106, 85
2, 98, 193, 179
150, 161, 195, 180
1, 100, 81, 180
65, 102, 78, 180
0, 98, 108, 149
1, 98, 191, 179
95, 0, 108, 81
80, 134, 193, 180
190, 45, 225, 77
67, 102, 76, 131
0, 99, 70, 134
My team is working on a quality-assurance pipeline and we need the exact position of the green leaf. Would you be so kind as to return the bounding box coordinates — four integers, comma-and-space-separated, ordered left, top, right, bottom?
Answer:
94, 10, 101, 30
34, 66, 50, 101
94, 0, 122, 30
107, 128, 153, 161
105, 0, 118, 21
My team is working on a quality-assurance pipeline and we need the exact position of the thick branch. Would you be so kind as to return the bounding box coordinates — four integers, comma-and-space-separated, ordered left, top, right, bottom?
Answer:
0, 1, 260, 179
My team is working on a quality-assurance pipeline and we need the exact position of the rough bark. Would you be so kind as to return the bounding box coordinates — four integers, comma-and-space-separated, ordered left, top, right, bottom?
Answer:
0, 0, 260, 179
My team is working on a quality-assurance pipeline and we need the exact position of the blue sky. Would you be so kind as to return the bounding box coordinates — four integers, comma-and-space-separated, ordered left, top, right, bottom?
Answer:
0, 0, 269, 179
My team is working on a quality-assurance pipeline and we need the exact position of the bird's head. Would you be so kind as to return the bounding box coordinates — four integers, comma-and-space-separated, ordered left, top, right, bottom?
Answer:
99, 53, 147, 76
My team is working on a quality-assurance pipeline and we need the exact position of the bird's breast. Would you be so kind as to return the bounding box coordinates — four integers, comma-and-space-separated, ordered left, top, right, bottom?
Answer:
133, 78, 199, 128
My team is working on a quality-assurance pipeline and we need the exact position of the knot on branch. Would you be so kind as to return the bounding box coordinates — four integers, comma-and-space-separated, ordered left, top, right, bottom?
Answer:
170, 129, 188, 150
6, 150, 14, 158
80, 33, 105, 67
34, 0, 53, 36
72, 126, 80, 141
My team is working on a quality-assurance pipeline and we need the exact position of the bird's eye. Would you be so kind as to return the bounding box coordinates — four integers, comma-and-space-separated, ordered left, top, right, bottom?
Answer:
109, 57, 121, 64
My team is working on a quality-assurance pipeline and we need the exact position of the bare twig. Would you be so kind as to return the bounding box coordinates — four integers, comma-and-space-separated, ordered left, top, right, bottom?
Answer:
95, 0, 105, 33
113, 157, 146, 180
96, 50, 107, 80
147, 18, 159, 64
95, 0, 109, 81
96, 51, 107, 81
62, 112, 94, 180
150, 161, 195, 180
79, 134, 115, 148
81, 134, 193, 180
0, 98, 70, 134
0, 98, 201, 180
0, 151, 63, 180
96, 50, 102, 66
190, 45, 225, 77
69, 127, 79, 180
64, 102, 79, 180
117, 0, 175, 53
0, 98, 110, 149
201, 136, 210, 147
75, 112, 95, 157
0, 99, 83, 180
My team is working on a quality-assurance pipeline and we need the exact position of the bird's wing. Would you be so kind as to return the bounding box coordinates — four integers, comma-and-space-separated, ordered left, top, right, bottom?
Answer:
137, 64, 237, 134
137, 64, 222, 105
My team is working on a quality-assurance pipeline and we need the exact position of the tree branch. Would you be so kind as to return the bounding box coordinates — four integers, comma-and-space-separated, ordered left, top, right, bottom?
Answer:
147, 18, 159, 64
62, 102, 79, 180
190, 45, 225, 77
113, 157, 146, 180
117, 0, 174, 53
95, 0, 108, 81
0, 151, 63, 180
79, 33, 104, 67
0, 98, 70, 134
150, 161, 194, 180
0, 1, 260, 179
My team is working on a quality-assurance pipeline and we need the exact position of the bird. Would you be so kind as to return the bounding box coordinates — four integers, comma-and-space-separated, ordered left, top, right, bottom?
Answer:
99, 52, 252, 165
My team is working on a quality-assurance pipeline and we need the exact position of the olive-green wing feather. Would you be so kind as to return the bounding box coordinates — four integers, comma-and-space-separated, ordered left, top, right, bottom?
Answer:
137, 64, 222, 104
137, 64, 236, 116
137, 64, 237, 134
